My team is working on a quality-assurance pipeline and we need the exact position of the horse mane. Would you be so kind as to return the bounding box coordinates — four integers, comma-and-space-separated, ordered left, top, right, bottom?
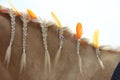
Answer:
0, 4, 120, 53
0, 5, 120, 80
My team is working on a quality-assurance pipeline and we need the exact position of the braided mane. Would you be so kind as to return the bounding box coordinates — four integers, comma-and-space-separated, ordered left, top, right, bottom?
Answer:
0, 5, 120, 80
1, 5, 120, 53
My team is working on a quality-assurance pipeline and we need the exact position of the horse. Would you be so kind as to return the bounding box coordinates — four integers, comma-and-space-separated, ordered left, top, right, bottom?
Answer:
0, 5, 120, 80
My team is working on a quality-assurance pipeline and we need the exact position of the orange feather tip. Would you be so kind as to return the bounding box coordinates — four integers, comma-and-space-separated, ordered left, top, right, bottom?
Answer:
76, 22, 83, 39
27, 9, 37, 19
51, 11, 62, 28
93, 29, 99, 48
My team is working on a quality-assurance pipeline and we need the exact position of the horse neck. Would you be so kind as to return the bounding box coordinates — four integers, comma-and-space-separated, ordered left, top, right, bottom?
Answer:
0, 13, 11, 60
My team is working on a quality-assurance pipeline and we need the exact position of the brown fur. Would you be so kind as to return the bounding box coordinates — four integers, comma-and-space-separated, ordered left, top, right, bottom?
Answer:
0, 9, 120, 80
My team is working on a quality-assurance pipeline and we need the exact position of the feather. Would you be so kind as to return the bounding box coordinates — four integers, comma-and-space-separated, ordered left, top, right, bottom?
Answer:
51, 11, 62, 28
76, 22, 83, 39
27, 9, 37, 19
93, 29, 99, 48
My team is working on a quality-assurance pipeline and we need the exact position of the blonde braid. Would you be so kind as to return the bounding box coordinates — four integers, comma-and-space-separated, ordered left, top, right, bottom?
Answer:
20, 14, 30, 73
77, 39, 83, 75
41, 23, 51, 78
4, 9, 16, 68
54, 27, 65, 68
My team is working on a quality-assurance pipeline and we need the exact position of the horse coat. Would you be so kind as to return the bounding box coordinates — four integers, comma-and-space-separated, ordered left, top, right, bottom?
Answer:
0, 5, 120, 80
